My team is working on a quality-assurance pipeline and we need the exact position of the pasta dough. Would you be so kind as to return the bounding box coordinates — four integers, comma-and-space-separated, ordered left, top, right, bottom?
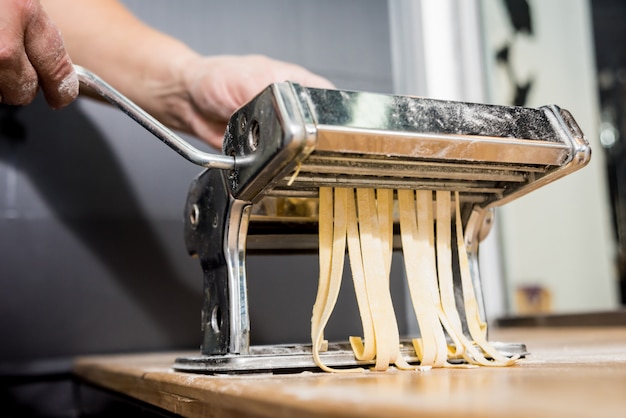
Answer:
310, 187, 518, 372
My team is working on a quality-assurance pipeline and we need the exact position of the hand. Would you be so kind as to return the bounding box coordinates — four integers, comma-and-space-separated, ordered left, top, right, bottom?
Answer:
0, 0, 78, 108
173, 55, 335, 149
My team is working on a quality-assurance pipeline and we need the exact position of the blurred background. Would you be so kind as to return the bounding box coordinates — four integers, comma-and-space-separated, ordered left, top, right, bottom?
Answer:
0, 0, 624, 416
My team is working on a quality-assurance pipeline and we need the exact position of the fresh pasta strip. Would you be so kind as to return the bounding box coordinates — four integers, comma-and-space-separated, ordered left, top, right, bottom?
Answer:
348, 188, 418, 371
433, 191, 497, 366
310, 187, 333, 349
433, 193, 456, 324
311, 188, 362, 372
401, 190, 516, 367
399, 190, 448, 367
347, 188, 376, 362
434, 190, 464, 358
376, 188, 394, 278
311, 187, 517, 372
355, 188, 398, 370
375, 189, 419, 371
454, 192, 519, 366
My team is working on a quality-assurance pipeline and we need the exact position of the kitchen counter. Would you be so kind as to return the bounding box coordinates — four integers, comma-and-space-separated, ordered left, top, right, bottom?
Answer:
73, 326, 626, 417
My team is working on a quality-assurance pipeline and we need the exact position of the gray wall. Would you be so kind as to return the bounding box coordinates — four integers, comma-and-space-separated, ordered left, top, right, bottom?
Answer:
0, 0, 395, 371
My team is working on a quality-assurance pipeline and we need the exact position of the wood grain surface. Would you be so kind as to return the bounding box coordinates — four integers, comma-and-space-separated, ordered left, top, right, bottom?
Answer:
73, 327, 626, 418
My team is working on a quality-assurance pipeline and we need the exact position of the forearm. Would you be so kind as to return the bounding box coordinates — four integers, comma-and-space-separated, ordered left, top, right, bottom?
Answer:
40, 0, 333, 148
41, 0, 200, 123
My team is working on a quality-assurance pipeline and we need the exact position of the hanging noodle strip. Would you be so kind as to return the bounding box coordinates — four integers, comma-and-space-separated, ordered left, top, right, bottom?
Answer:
310, 187, 518, 372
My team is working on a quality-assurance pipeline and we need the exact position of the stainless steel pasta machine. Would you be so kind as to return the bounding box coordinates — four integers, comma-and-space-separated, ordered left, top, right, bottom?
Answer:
75, 65, 590, 373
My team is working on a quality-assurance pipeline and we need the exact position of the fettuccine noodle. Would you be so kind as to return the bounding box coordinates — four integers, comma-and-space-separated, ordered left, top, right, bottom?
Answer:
310, 187, 518, 372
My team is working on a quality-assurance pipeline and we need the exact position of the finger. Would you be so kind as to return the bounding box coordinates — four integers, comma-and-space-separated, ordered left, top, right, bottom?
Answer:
0, 1, 40, 105
257, 56, 335, 89
301, 72, 335, 89
188, 114, 227, 149
0, 52, 39, 106
23, 1, 78, 109
287, 66, 335, 89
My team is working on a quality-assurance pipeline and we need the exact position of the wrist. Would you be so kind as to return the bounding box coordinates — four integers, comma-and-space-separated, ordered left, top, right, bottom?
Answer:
139, 47, 202, 136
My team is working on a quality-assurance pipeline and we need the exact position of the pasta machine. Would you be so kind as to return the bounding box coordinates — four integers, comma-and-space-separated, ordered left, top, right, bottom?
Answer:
75, 66, 591, 374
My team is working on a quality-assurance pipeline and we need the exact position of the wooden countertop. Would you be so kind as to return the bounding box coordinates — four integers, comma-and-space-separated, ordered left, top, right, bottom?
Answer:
73, 327, 626, 418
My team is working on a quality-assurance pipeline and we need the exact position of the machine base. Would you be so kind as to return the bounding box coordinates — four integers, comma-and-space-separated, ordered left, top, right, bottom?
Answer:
173, 339, 528, 374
